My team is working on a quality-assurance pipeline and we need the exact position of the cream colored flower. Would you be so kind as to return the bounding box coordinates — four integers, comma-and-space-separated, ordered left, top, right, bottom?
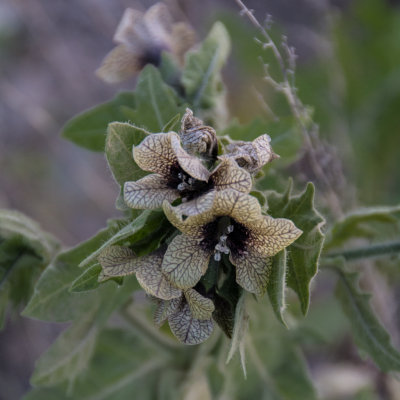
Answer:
161, 190, 302, 296
98, 245, 181, 301
153, 289, 214, 345
96, 3, 195, 83
124, 132, 252, 215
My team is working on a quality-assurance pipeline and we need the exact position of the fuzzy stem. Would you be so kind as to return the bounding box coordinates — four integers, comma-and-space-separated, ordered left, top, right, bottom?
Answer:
323, 240, 400, 262
233, 0, 344, 218
120, 304, 182, 355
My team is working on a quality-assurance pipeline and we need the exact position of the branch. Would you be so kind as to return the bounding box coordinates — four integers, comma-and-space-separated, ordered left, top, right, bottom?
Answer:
120, 303, 182, 355
233, 0, 343, 218
323, 241, 400, 262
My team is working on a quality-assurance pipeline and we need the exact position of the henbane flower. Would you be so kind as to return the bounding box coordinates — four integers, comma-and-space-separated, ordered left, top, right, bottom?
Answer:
98, 245, 181, 301
96, 3, 195, 84
124, 131, 252, 215
98, 245, 215, 344
154, 292, 214, 345
161, 189, 302, 296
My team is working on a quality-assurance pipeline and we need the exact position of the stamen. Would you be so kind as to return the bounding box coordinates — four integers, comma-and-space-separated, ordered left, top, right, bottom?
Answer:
214, 251, 221, 261
187, 178, 195, 185
226, 225, 234, 233
214, 231, 231, 258
178, 172, 184, 179
177, 182, 188, 191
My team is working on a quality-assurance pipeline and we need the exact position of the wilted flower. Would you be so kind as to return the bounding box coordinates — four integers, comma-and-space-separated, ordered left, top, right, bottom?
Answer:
226, 134, 279, 172
180, 108, 218, 159
96, 3, 195, 83
124, 131, 252, 215
161, 189, 302, 296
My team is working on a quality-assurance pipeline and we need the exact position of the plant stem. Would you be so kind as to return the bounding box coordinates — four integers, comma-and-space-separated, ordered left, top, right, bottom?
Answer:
323, 240, 400, 262
120, 304, 182, 355
233, 0, 344, 218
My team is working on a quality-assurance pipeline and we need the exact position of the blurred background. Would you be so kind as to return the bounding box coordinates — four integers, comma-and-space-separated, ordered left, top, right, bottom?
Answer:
1, 0, 400, 398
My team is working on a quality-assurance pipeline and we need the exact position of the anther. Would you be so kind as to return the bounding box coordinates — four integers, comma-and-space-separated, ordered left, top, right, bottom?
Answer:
214, 251, 221, 261
226, 225, 234, 233
177, 182, 188, 191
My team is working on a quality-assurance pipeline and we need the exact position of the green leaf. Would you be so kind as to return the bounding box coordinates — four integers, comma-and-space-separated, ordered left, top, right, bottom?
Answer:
79, 211, 157, 267
226, 293, 248, 377
0, 210, 60, 328
270, 345, 317, 400
22, 223, 126, 322
325, 205, 400, 250
240, 297, 318, 400
62, 92, 135, 152
267, 181, 325, 315
0, 277, 10, 329
211, 257, 241, 338
182, 21, 231, 110
162, 113, 181, 133
335, 261, 400, 372
267, 249, 287, 325
105, 122, 149, 187
69, 264, 102, 293
131, 66, 183, 132
26, 329, 165, 399
30, 276, 140, 389
31, 304, 100, 388
0, 209, 59, 264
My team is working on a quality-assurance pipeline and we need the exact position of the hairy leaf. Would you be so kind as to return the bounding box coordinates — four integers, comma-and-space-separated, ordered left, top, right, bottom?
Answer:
0, 209, 59, 264
267, 181, 325, 315
182, 22, 230, 110
267, 249, 287, 325
106, 122, 149, 187
62, 92, 135, 152
79, 211, 153, 267
69, 264, 102, 293
131, 66, 183, 132
27, 329, 163, 399
335, 261, 400, 372
23, 222, 138, 322
226, 292, 248, 377
31, 305, 99, 387
162, 113, 181, 132
325, 205, 400, 250
0, 210, 59, 328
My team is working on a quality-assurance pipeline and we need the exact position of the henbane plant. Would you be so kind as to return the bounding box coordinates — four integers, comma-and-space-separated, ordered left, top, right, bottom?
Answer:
2, 1, 400, 399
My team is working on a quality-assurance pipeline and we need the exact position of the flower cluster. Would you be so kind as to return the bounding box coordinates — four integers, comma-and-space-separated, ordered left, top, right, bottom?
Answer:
98, 109, 302, 344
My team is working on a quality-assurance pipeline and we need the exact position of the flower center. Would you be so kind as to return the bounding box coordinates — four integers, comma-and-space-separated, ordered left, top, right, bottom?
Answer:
214, 224, 234, 261
174, 170, 212, 201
